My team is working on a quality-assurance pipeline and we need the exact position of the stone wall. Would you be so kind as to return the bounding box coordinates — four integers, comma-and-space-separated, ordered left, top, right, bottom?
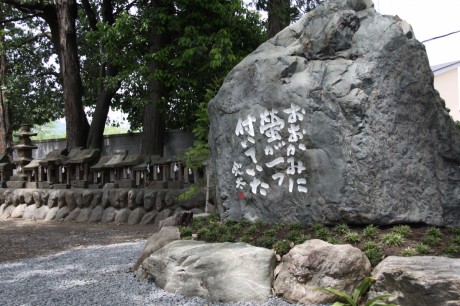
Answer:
0, 188, 207, 226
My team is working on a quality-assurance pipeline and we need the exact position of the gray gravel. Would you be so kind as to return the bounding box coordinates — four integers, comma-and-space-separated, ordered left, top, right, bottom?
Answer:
0, 241, 298, 306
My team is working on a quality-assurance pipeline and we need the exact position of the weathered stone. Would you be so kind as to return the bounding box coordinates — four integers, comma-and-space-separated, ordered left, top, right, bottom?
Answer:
10, 203, 27, 218
177, 189, 206, 210
57, 191, 67, 208
108, 189, 119, 208
33, 191, 46, 207
155, 190, 166, 211
101, 207, 116, 223
73, 190, 83, 208
81, 190, 94, 208
0, 203, 5, 216
153, 208, 173, 230
45, 207, 59, 221
33, 205, 49, 220
138, 240, 276, 303
23, 190, 34, 205
89, 205, 104, 222
0, 204, 14, 219
164, 190, 179, 208
132, 226, 180, 271
143, 190, 157, 211
158, 211, 193, 229
47, 190, 59, 207
273, 239, 371, 305
117, 189, 128, 208
114, 208, 130, 224
208, 0, 460, 226
55, 207, 70, 221
65, 207, 81, 222
128, 189, 141, 209
4, 190, 13, 205
76, 208, 92, 223
140, 211, 158, 225
90, 190, 103, 208
128, 207, 145, 225
65, 191, 78, 211
22, 205, 37, 220
135, 189, 144, 207
370, 256, 460, 306
101, 190, 110, 208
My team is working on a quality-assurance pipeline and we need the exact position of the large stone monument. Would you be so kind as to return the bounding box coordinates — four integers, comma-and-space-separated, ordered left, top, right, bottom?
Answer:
208, 0, 460, 226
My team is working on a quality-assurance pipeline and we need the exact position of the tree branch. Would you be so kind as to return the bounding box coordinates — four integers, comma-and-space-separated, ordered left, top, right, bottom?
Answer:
11, 32, 52, 48
80, 0, 98, 30
0, 13, 38, 25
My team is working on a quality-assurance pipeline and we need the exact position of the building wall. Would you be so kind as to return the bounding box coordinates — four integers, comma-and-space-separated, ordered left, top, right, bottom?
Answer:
434, 68, 460, 121
30, 130, 194, 159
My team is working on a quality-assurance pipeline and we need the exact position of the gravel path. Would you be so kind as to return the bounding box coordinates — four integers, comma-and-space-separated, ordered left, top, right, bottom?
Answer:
0, 241, 296, 306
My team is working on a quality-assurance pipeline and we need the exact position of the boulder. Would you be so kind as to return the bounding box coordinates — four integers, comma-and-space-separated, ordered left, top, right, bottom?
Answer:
138, 240, 276, 303
81, 190, 94, 208
143, 190, 157, 211
273, 239, 371, 305
140, 211, 158, 225
90, 190, 103, 208
22, 205, 37, 220
177, 189, 206, 210
128, 189, 142, 209
208, 0, 460, 226
23, 190, 34, 205
55, 207, 70, 221
153, 208, 173, 230
155, 190, 166, 211
65, 191, 77, 211
132, 226, 180, 271
101, 207, 116, 223
10, 204, 27, 218
128, 207, 145, 225
47, 190, 59, 207
65, 207, 81, 221
33, 190, 46, 207
0, 203, 5, 216
135, 189, 144, 207
370, 256, 460, 306
158, 211, 193, 229
101, 189, 110, 208
89, 205, 104, 222
76, 207, 92, 223
32, 205, 49, 220
114, 208, 130, 224
57, 191, 67, 208
45, 207, 59, 221
0, 204, 14, 219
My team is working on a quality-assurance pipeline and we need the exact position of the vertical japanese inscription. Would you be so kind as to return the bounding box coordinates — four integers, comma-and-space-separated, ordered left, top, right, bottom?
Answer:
233, 104, 308, 196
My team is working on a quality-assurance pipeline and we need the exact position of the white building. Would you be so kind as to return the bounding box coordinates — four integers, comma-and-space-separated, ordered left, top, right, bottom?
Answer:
432, 60, 460, 121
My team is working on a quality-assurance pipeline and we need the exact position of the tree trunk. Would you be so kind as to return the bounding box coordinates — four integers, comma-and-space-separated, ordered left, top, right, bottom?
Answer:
267, 0, 291, 39
141, 0, 168, 156
55, 0, 89, 149
0, 13, 13, 158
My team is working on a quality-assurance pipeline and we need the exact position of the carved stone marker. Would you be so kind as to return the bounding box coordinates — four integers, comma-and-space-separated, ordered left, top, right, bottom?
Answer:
208, 0, 460, 226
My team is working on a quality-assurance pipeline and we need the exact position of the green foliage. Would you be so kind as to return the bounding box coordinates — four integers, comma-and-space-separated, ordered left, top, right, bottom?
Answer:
313, 224, 330, 240
258, 235, 275, 249
426, 226, 442, 238
455, 121, 460, 130
451, 228, 460, 235
401, 247, 418, 257
452, 235, 460, 245
333, 223, 350, 235
273, 239, 291, 255
239, 235, 253, 244
344, 231, 360, 244
415, 243, 431, 255
364, 248, 384, 266
327, 236, 341, 245
177, 179, 205, 201
444, 244, 460, 256
179, 226, 193, 238
363, 224, 379, 239
318, 277, 395, 306
289, 222, 304, 231
423, 235, 441, 246
381, 233, 405, 246
391, 225, 412, 238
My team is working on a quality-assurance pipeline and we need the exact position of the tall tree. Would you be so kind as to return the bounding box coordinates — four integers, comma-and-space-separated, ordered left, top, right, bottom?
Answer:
0, 3, 12, 156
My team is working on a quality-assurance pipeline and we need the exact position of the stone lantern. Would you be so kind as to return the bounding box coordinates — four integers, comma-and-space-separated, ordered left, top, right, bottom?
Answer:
7, 124, 38, 188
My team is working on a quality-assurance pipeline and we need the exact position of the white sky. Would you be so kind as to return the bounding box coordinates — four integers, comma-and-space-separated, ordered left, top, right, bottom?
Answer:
375, 0, 460, 66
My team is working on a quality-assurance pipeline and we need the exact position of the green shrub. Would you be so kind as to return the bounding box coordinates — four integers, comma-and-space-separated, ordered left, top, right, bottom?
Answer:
273, 222, 284, 231
258, 235, 275, 249
229, 223, 242, 235
179, 226, 193, 238
215, 224, 228, 235
364, 248, 384, 266
273, 239, 291, 256
452, 235, 460, 245
444, 244, 460, 256
426, 226, 442, 238
312, 223, 325, 231
207, 213, 221, 223
327, 236, 341, 244
314, 226, 330, 240
289, 221, 304, 231
363, 224, 378, 238
239, 235, 253, 244
344, 231, 361, 244
333, 223, 350, 235
246, 224, 258, 235
415, 243, 431, 255
363, 241, 381, 251
401, 247, 418, 257
287, 230, 303, 242
423, 235, 441, 246
218, 233, 235, 243
391, 225, 412, 238
382, 233, 405, 246
293, 234, 310, 245
451, 227, 460, 235
265, 228, 277, 237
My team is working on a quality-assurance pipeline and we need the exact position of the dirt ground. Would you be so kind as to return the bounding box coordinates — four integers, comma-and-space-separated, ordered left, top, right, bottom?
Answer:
0, 220, 155, 263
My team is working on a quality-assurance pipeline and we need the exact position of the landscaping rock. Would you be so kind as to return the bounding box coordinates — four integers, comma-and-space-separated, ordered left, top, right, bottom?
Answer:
138, 240, 276, 303
33, 205, 49, 220
155, 190, 166, 211
57, 191, 67, 208
65, 191, 77, 211
10, 204, 27, 218
128, 207, 145, 225
132, 226, 180, 271
90, 190, 103, 208
47, 191, 59, 207
114, 208, 130, 224
76, 207, 92, 223
89, 205, 104, 222
140, 211, 157, 225
208, 0, 460, 226
81, 190, 94, 207
370, 256, 460, 306
0, 204, 14, 219
143, 190, 157, 211
45, 207, 59, 221
273, 239, 371, 305
23, 190, 34, 205
158, 211, 193, 229
55, 207, 70, 221
101, 207, 116, 223
0, 203, 5, 216
22, 205, 37, 220
65, 207, 81, 222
